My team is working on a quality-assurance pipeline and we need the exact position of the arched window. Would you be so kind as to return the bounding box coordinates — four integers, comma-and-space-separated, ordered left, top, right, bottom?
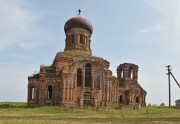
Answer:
85, 63, 91, 87
48, 85, 53, 100
136, 97, 139, 103
94, 71, 100, 88
119, 95, 123, 102
77, 69, 82, 87
129, 67, 134, 79
30, 85, 35, 100
84, 92, 92, 106
71, 34, 75, 43
80, 34, 84, 44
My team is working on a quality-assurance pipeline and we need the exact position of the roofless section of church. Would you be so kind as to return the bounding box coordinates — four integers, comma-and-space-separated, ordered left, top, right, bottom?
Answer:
27, 14, 147, 109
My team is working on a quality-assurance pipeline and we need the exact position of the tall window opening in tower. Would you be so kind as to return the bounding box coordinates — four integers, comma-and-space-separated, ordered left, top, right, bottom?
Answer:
120, 70, 123, 78
30, 85, 35, 100
85, 63, 91, 87
80, 34, 84, 44
77, 69, 82, 86
48, 85, 53, 100
129, 67, 134, 79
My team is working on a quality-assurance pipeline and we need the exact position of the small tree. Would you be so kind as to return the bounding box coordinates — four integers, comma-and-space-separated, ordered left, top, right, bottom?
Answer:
160, 103, 165, 106
148, 103, 151, 106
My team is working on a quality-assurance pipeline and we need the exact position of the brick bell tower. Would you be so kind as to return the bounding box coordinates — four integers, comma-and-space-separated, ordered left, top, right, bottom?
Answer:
117, 63, 139, 87
64, 15, 93, 55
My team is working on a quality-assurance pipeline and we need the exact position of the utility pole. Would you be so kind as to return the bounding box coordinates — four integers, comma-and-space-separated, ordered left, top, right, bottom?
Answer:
166, 65, 180, 109
166, 65, 171, 109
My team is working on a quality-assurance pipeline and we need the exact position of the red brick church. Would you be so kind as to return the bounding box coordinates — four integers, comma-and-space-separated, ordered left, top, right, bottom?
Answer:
27, 14, 147, 109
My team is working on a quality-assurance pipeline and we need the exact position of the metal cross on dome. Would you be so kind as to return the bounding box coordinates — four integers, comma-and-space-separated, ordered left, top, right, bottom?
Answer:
78, 9, 81, 16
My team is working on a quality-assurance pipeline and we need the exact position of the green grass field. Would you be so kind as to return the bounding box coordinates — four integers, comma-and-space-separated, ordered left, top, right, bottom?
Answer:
0, 102, 180, 124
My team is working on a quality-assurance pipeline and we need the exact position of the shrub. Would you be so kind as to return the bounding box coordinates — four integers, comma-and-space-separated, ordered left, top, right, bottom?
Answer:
160, 103, 165, 106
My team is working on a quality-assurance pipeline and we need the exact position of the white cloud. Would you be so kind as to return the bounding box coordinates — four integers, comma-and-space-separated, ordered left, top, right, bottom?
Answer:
134, 0, 180, 52
134, 24, 163, 38
0, 0, 53, 52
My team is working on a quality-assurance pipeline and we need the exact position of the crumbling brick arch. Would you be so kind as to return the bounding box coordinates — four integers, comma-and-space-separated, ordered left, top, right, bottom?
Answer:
119, 69, 123, 78
117, 64, 126, 79
117, 63, 138, 80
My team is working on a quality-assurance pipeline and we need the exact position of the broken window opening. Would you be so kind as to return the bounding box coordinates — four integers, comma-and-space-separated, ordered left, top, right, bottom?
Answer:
129, 67, 134, 79
48, 85, 53, 100
30, 85, 35, 100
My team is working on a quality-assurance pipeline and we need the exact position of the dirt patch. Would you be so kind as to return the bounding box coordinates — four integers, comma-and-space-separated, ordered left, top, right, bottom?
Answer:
0, 115, 180, 124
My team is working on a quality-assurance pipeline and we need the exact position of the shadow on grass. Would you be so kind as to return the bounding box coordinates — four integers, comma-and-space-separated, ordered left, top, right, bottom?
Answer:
0, 104, 11, 108
0, 103, 27, 108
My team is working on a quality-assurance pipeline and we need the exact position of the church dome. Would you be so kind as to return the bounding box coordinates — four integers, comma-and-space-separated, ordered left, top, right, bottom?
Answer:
64, 16, 93, 34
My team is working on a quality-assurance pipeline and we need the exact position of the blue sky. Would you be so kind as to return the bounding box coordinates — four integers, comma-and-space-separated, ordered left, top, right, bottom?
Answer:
0, 0, 180, 106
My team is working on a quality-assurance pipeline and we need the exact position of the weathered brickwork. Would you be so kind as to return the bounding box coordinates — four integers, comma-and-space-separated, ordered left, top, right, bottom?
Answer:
27, 15, 147, 109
